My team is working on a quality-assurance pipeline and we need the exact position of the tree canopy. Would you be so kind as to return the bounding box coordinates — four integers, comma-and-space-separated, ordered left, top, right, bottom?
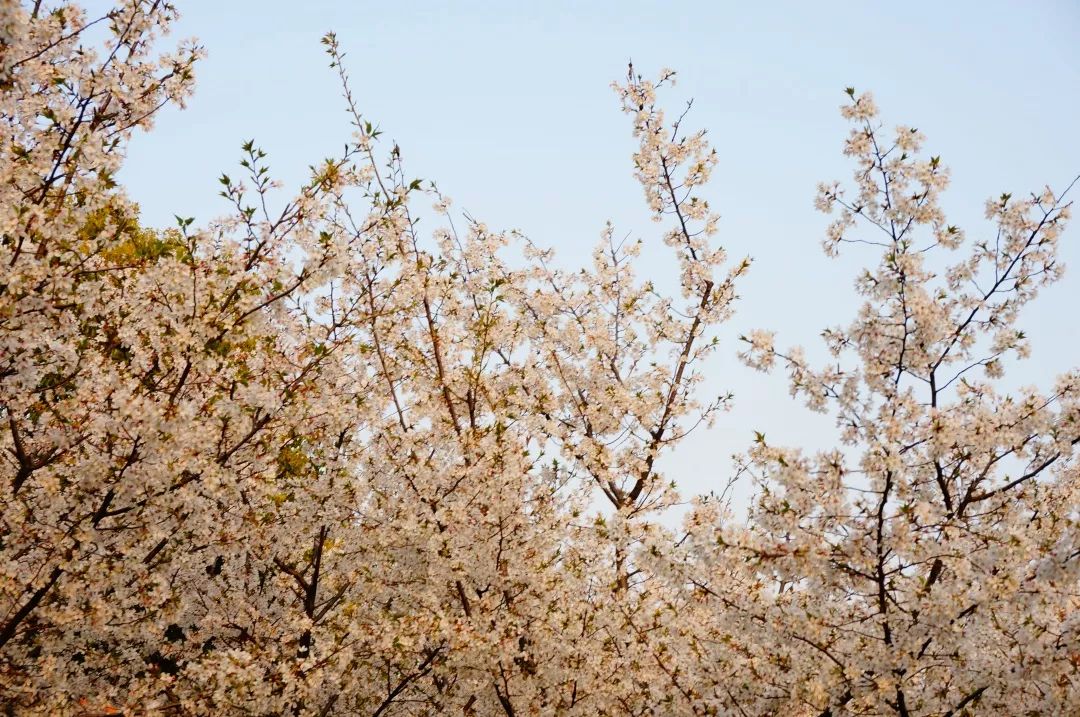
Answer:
1, 2, 1078, 715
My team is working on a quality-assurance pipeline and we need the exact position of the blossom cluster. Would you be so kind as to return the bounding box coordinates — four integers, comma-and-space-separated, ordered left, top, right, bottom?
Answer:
1, 3, 1077, 716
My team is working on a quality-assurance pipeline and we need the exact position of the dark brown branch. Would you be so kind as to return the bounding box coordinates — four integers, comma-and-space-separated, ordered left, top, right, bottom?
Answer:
0, 567, 62, 650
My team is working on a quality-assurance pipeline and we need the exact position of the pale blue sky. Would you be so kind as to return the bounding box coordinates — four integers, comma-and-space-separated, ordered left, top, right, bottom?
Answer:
118, 1, 1080, 508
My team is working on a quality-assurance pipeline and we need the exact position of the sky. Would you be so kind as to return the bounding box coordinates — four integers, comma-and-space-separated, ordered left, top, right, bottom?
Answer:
116, 0, 1080, 513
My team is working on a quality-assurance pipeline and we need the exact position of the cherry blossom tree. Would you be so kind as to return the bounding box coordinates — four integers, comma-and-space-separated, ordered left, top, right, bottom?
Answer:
1, 2, 1077, 716
677, 92, 1080, 715
0, 3, 739, 713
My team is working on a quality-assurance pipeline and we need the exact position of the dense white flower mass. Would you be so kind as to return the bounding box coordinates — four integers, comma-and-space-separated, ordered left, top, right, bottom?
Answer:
1, 3, 1077, 715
